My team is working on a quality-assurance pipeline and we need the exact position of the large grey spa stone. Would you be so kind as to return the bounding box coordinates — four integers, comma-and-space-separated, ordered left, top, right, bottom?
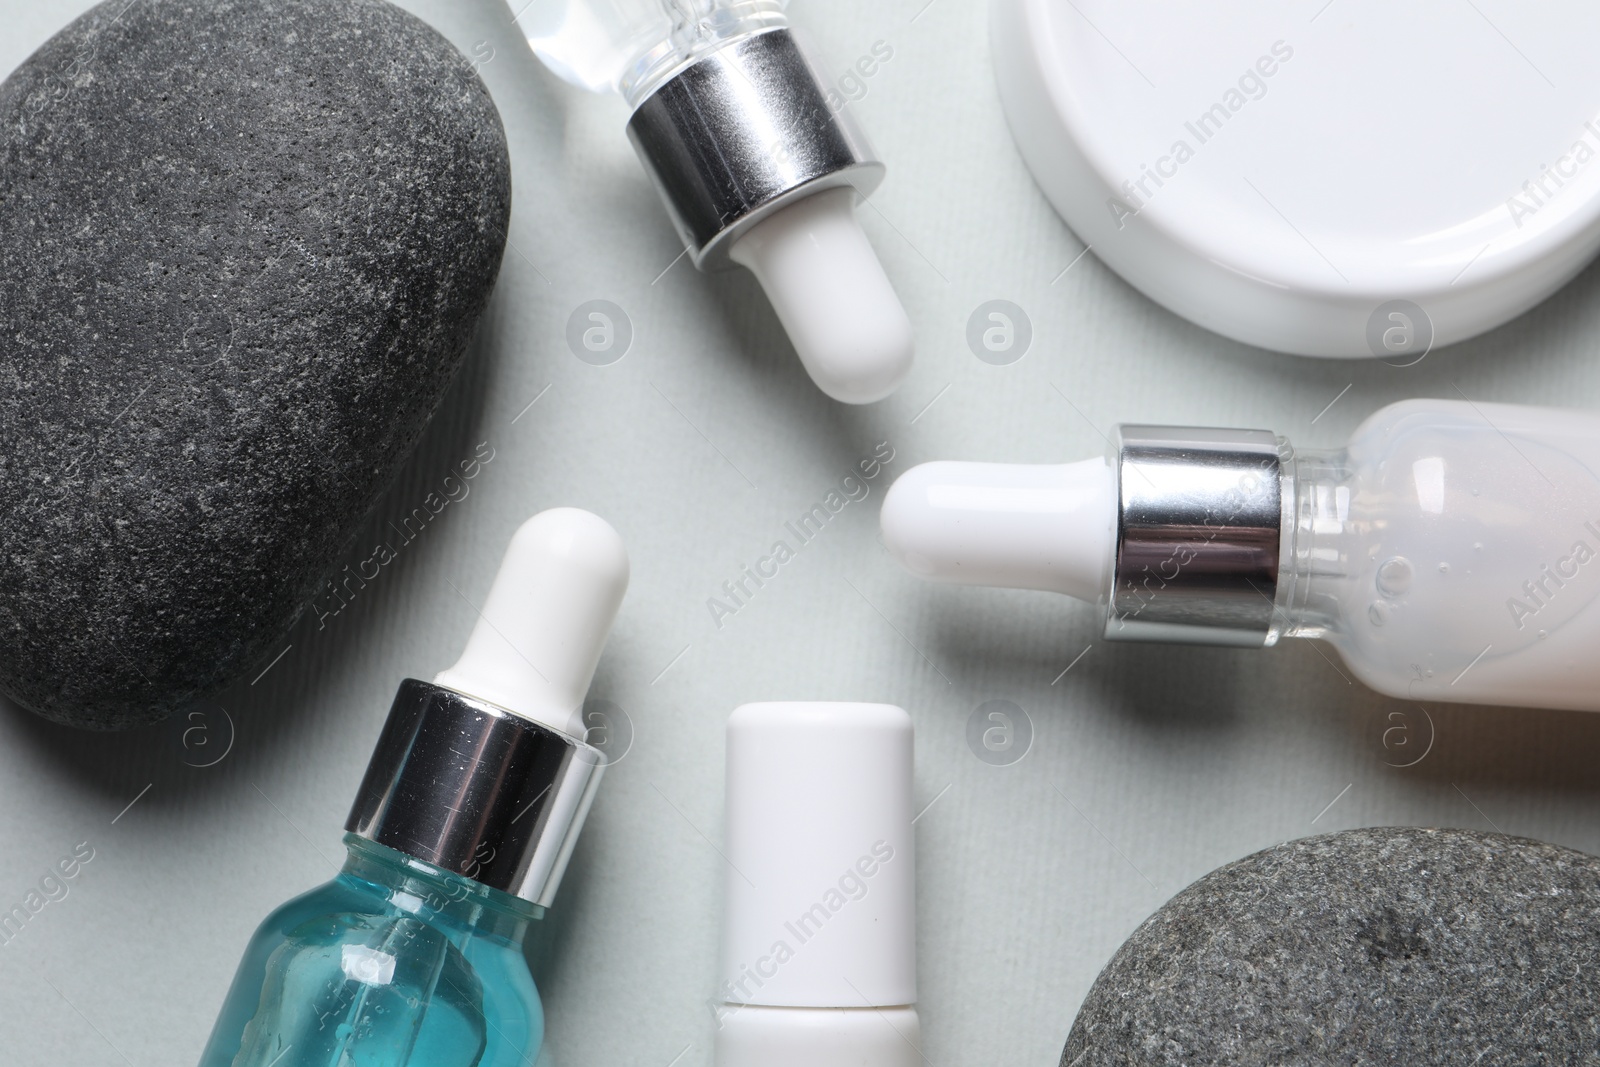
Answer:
1065, 827, 1600, 1066
0, 0, 511, 728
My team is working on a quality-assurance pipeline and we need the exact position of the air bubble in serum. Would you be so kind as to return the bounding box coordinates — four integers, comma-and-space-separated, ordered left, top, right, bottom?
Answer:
1376, 556, 1413, 597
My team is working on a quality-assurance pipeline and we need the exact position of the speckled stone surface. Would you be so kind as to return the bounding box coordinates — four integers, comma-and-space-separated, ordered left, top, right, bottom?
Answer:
1064, 827, 1600, 1066
0, 0, 510, 729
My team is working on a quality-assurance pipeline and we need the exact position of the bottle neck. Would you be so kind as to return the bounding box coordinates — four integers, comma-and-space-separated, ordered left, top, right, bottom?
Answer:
1107, 426, 1287, 647
339, 834, 542, 945
1273, 443, 1355, 643
346, 680, 607, 911
622, 2, 788, 107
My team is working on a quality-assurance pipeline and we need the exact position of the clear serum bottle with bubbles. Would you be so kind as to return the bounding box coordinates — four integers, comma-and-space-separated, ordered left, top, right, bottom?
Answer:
197, 509, 629, 1067
881, 399, 1600, 712
515, 0, 914, 403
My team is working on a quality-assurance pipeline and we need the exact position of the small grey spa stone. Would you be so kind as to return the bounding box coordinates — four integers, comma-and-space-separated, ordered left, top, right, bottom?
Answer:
1064, 827, 1600, 1067
0, 0, 511, 728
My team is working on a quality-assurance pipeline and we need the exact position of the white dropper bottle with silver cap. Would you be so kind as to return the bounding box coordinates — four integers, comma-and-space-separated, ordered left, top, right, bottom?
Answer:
199, 507, 629, 1067
880, 400, 1600, 713
714, 701, 920, 1067
515, 0, 914, 403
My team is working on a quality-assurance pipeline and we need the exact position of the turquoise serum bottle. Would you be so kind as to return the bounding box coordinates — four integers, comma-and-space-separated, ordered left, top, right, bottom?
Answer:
197, 508, 629, 1067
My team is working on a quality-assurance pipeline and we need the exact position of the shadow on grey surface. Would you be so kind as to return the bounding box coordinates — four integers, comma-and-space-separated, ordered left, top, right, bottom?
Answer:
701, 264, 847, 429
1066, 641, 1255, 732
926, 586, 1600, 802
215, 313, 502, 763
1260, 640, 1600, 800
923, 588, 1246, 730
700, 261, 922, 492
0, 691, 175, 805
1373, 697, 1600, 794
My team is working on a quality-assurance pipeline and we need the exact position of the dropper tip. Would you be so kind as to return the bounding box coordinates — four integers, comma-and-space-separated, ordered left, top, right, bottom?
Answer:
433, 508, 629, 734
881, 458, 1116, 602
732, 187, 914, 404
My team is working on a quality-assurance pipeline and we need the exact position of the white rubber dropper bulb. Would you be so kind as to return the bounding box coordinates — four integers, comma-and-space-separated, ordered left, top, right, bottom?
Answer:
880, 458, 1116, 602
730, 186, 915, 405
433, 508, 630, 737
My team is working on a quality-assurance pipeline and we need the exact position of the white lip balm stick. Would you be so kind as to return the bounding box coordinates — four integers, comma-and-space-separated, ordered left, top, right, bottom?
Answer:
714, 702, 921, 1067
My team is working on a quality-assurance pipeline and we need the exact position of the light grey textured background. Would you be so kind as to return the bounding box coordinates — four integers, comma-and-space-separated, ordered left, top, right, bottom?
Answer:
5, 1, 1600, 1065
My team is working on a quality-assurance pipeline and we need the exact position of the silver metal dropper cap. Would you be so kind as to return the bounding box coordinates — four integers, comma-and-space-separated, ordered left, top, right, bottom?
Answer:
344, 508, 628, 909
1107, 426, 1288, 647
625, 28, 884, 269
346, 680, 604, 909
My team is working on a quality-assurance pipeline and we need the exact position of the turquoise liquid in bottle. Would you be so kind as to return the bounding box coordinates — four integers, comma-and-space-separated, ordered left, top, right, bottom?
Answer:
199, 834, 543, 1067
195, 509, 631, 1067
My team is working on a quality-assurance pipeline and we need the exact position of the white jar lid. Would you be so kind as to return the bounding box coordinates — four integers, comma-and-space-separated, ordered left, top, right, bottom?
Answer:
993, 0, 1600, 358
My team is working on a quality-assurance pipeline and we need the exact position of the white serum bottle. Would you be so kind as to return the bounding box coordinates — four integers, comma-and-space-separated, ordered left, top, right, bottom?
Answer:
881, 398, 1600, 711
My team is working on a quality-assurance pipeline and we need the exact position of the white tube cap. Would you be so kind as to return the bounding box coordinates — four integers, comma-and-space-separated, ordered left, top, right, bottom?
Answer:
716, 1005, 922, 1067
880, 458, 1116, 602
433, 508, 629, 736
718, 702, 917, 1011
730, 188, 915, 405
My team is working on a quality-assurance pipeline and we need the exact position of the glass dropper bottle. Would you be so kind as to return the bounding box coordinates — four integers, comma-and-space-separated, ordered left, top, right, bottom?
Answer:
882, 399, 1600, 712
516, 0, 915, 404
197, 508, 630, 1066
